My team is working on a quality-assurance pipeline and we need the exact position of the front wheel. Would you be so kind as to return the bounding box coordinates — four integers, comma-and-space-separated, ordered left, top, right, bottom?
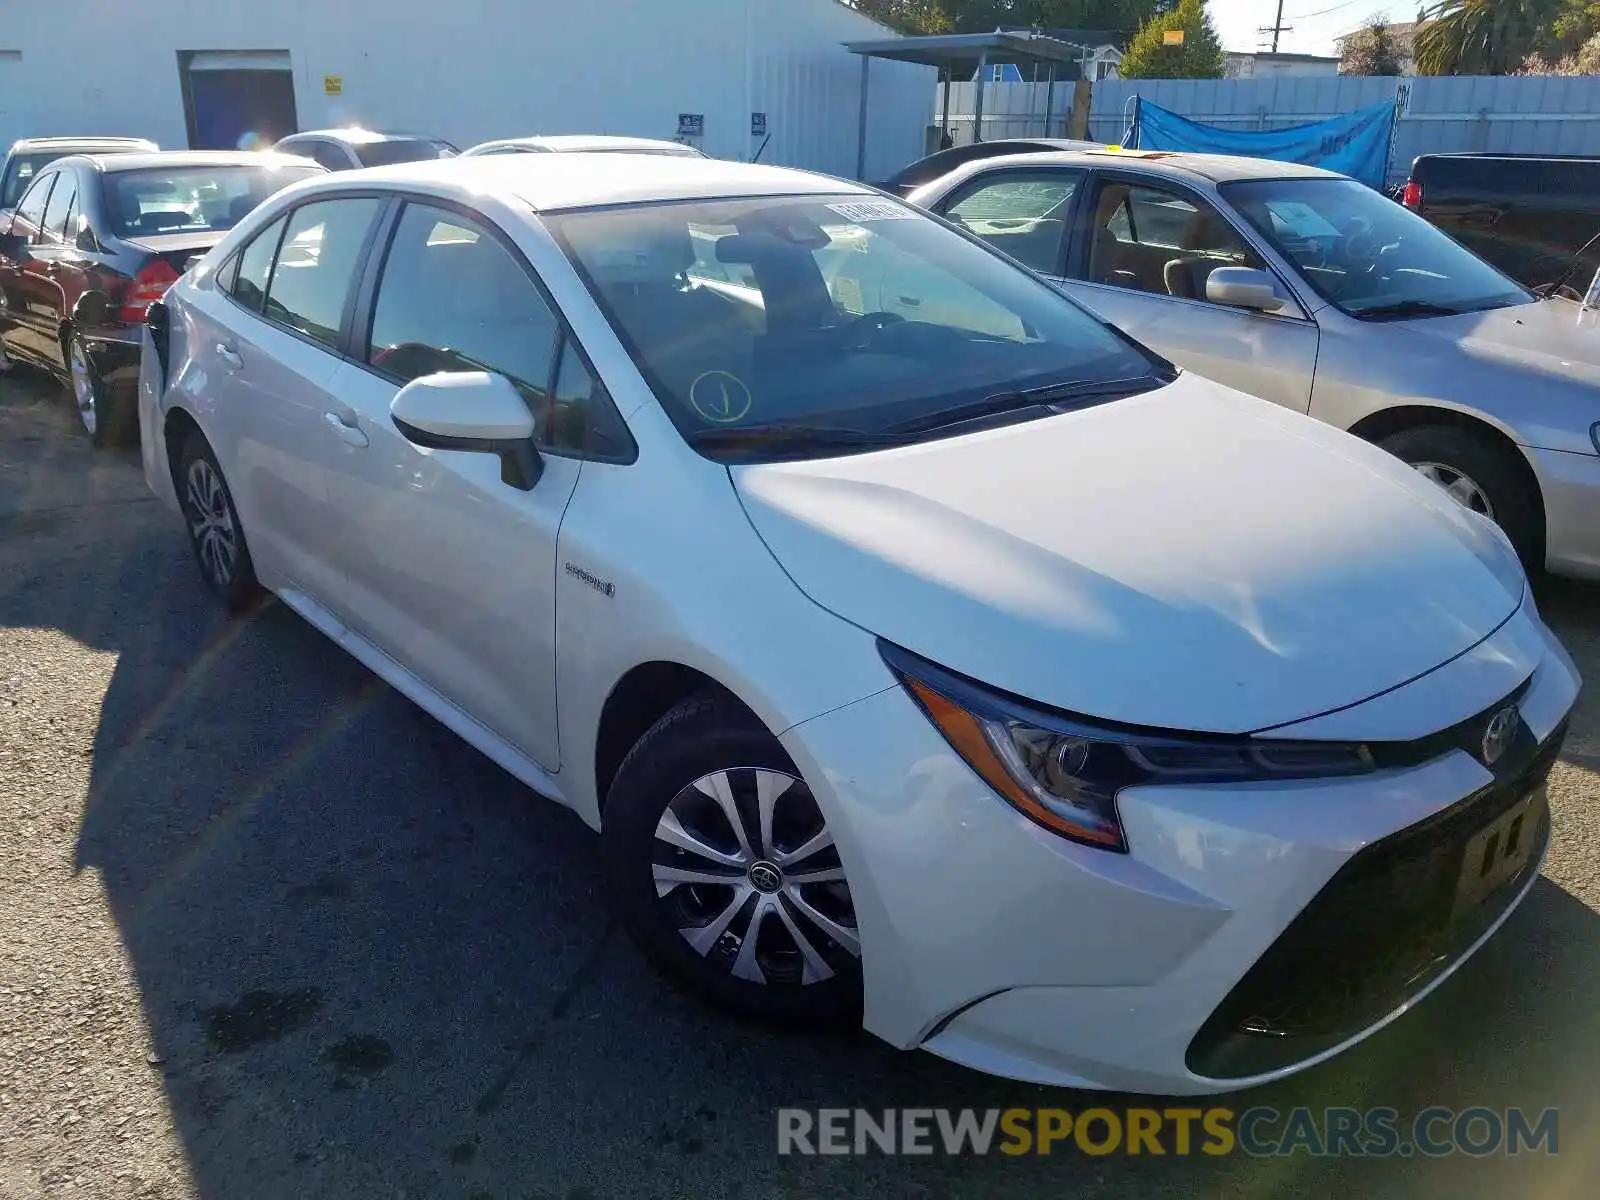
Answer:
602, 693, 863, 1026
1377, 425, 1542, 570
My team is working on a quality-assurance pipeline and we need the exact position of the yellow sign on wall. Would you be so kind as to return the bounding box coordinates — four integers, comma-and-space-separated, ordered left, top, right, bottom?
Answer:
323, 75, 343, 95
1163, 29, 1185, 45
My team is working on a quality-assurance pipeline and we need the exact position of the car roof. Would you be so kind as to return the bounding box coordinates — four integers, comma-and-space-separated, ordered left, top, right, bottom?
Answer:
284, 129, 444, 145
316, 151, 870, 212
929, 147, 1344, 185
472, 135, 700, 155
71, 151, 324, 173
10, 136, 157, 152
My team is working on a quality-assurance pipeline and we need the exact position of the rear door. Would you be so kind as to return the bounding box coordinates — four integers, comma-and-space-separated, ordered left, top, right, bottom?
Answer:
195, 194, 386, 607
28, 166, 83, 373
1062, 171, 1319, 413
932, 166, 1086, 278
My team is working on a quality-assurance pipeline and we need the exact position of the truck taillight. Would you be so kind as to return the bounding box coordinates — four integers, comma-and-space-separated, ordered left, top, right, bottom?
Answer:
1400, 180, 1423, 210
116, 259, 180, 325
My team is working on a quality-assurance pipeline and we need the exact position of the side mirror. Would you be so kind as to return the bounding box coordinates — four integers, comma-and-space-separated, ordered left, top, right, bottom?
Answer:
390, 371, 543, 490
1206, 266, 1288, 314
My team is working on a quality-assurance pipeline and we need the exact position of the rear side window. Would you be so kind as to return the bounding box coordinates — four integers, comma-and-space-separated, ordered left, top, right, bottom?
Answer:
42, 173, 77, 242
943, 170, 1083, 274
261, 198, 382, 346
228, 214, 289, 313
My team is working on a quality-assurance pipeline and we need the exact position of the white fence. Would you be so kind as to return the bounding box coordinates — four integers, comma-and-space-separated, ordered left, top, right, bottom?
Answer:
937, 75, 1600, 184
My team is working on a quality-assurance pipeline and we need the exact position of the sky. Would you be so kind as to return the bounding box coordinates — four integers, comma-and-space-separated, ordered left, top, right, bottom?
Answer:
1209, 0, 1417, 56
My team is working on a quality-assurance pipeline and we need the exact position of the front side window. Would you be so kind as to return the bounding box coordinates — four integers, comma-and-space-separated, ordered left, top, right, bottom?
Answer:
1222, 177, 1530, 319
262, 198, 382, 346
41, 173, 77, 243
227, 214, 289, 313
103, 164, 321, 238
548, 193, 1162, 462
352, 139, 457, 168
368, 203, 560, 428
943, 170, 1083, 274
2, 153, 61, 210
14, 171, 55, 235
1086, 180, 1262, 300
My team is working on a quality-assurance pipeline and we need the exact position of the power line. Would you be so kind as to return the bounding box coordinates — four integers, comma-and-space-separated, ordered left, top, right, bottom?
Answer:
1258, 0, 1293, 51
1289, 0, 1367, 19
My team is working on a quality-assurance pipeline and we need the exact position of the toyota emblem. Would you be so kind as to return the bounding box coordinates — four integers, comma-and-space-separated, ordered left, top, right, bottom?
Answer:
748, 861, 783, 894
1481, 705, 1519, 767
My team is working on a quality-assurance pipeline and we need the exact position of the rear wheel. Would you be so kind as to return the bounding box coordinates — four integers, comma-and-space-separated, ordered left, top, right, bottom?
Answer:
1377, 424, 1542, 569
602, 693, 863, 1026
66, 329, 117, 447
176, 431, 263, 612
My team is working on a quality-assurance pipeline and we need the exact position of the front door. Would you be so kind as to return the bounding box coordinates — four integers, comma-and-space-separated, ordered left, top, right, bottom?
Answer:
1, 168, 58, 365
326, 200, 582, 771
1063, 174, 1319, 413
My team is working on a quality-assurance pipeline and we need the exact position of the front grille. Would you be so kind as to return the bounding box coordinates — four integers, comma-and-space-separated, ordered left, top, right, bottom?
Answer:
1186, 718, 1567, 1081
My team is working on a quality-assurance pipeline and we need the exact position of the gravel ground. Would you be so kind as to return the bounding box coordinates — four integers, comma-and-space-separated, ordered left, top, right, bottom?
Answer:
1, 367, 1597, 1199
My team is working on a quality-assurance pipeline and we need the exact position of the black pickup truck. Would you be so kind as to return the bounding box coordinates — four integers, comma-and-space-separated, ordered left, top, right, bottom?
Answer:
1397, 153, 1600, 293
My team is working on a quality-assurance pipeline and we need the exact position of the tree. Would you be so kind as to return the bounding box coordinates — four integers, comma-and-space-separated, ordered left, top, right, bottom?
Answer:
1414, 0, 1565, 75
1519, 28, 1600, 70
1118, 0, 1225, 77
1342, 15, 1406, 73
852, 0, 953, 33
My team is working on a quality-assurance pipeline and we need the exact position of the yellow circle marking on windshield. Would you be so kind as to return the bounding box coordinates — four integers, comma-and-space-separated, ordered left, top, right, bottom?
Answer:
689, 371, 753, 424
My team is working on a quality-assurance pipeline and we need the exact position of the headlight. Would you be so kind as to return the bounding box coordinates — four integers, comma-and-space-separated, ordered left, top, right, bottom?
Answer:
882, 642, 1375, 853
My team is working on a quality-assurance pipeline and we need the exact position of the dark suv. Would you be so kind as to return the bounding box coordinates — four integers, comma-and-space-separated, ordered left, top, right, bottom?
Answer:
1399, 153, 1600, 292
1, 137, 158, 223
0, 151, 322, 444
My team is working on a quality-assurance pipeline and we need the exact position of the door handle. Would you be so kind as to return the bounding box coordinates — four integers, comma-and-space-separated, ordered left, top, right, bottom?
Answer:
324, 411, 369, 448
215, 343, 243, 370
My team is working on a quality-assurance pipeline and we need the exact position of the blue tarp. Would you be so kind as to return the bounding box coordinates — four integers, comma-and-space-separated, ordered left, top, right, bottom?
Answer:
1129, 98, 1398, 189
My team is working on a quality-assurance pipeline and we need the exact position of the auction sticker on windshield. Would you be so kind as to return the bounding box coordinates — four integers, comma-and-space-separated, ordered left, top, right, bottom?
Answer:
1264, 201, 1342, 240
827, 199, 916, 223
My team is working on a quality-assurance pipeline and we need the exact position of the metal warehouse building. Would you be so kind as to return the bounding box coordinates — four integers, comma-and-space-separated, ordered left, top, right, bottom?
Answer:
0, 0, 931, 180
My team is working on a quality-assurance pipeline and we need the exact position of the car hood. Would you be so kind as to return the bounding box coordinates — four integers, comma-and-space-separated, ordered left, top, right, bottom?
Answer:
732, 375, 1525, 733
1401, 296, 1600, 380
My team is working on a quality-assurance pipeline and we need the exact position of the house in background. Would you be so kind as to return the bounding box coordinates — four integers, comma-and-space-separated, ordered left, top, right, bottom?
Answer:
1224, 50, 1342, 78
1334, 19, 1431, 75
976, 27, 1123, 82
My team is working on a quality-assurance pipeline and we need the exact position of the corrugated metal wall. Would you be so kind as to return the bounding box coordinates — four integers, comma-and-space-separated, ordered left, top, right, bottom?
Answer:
934, 75, 1600, 184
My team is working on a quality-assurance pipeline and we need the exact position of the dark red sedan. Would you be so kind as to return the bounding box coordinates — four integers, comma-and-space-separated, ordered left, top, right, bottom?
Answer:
0, 151, 322, 444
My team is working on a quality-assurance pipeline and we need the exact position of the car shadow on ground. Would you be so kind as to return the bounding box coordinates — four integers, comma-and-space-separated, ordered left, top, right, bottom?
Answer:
2, 370, 1598, 1198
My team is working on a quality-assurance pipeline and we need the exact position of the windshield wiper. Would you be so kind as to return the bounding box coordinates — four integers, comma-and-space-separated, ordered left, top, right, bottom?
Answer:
886, 375, 1164, 437
689, 422, 909, 455
1349, 299, 1469, 321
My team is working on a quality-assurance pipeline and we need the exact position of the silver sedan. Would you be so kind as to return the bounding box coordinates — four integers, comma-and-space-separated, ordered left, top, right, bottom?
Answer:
909, 150, 1600, 579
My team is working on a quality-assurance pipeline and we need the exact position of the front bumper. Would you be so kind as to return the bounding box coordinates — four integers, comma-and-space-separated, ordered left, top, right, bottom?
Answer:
780, 597, 1580, 1095
1530, 446, 1600, 580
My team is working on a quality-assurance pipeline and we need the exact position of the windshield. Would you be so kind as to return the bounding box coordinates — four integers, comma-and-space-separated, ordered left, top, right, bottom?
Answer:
1221, 178, 1529, 319
104, 164, 322, 238
2, 153, 61, 209
353, 139, 457, 167
546, 194, 1162, 461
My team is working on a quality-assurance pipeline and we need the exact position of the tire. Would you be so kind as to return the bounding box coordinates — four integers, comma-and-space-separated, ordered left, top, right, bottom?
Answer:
176, 430, 263, 613
1377, 424, 1542, 570
602, 692, 863, 1027
64, 328, 122, 447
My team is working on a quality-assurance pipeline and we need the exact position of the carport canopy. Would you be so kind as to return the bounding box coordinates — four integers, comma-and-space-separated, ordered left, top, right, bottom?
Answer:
844, 30, 1092, 178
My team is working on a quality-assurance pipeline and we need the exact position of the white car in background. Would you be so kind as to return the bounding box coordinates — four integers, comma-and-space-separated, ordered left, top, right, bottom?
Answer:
909, 149, 1600, 579
139, 153, 1577, 1094
460, 135, 703, 158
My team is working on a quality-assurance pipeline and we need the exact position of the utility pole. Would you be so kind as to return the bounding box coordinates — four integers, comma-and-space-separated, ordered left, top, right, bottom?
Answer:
1257, 0, 1292, 52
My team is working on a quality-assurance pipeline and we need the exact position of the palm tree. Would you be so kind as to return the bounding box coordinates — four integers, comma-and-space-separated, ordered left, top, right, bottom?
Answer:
1414, 0, 1564, 74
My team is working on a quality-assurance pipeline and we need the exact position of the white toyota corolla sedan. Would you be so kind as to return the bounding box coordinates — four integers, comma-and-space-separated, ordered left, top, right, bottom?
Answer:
138, 153, 1579, 1094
